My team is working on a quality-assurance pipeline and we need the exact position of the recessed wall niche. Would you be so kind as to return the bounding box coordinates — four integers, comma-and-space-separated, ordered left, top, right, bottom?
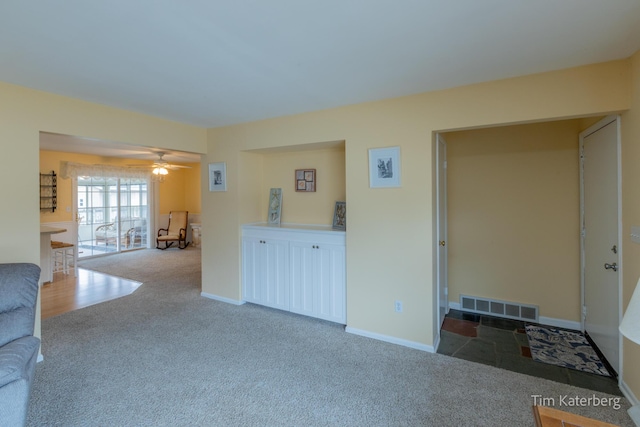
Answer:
243, 140, 345, 226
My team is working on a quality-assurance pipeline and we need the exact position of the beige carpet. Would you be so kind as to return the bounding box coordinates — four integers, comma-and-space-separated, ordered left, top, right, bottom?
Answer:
27, 248, 634, 426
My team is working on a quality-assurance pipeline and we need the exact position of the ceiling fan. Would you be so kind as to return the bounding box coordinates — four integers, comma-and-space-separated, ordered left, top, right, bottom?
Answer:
131, 152, 192, 176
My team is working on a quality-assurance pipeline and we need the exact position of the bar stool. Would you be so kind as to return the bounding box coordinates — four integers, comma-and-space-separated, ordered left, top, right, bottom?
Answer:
51, 240, 76, 277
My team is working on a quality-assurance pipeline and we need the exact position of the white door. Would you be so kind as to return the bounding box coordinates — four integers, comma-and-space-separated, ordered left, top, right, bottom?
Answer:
580, 116, 620, 374
75, 176, 151, 257
436, 134, 449, 331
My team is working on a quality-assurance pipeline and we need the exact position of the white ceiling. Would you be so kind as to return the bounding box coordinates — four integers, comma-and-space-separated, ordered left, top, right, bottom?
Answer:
4, 1, 640, 156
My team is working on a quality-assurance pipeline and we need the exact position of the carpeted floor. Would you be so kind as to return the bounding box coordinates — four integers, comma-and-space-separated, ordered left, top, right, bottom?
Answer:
27, 248, 634, 426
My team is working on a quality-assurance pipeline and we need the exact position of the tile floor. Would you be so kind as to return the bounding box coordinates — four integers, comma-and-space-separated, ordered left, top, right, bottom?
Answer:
437, 309, 622, 396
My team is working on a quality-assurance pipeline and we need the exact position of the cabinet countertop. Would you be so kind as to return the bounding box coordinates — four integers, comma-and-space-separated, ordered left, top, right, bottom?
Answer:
40, 225, 66, 235
242, 222, 345, 234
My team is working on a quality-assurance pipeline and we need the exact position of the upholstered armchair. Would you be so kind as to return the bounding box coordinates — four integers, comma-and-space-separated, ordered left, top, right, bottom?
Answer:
0, 263, 41, 426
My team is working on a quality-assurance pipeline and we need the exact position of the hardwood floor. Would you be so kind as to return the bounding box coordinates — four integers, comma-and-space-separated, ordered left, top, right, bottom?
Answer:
41, 268, 142, 319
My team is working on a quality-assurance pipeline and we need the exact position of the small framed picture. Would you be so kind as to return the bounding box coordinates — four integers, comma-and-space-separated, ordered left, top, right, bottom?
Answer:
369, 147, 401, 188
332, 201, 346, 230
268, 188, 283, 225
295, 169, 316, 192
208, 162, 227, 192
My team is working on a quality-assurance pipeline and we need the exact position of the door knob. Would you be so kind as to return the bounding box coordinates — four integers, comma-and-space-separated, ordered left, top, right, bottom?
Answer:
439, 241, 446, 247
604, 262, 618, 272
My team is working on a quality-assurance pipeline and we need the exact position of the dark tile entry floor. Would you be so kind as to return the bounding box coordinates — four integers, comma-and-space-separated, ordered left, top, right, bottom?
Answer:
437, 310, 622, 396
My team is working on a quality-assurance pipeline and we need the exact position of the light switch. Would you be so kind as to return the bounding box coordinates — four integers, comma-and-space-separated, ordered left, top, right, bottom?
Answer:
631, 226, 640, 244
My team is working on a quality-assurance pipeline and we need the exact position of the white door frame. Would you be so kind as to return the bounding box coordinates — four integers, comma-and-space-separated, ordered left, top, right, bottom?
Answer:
579, 114, 623, 379
435, 133, 448, 346
73, 176, 156, 257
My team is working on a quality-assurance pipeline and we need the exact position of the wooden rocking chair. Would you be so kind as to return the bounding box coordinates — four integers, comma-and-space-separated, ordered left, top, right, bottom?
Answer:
156, 211, 189, 249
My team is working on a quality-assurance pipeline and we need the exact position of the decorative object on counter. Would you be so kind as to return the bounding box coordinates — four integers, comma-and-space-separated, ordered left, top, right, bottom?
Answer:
295, 169, 316, 192
40, 170, 57, 212
369, 146, 401, 188
268, 188, 282, 225
208, 162, 227, 192
332, 201, 346, 230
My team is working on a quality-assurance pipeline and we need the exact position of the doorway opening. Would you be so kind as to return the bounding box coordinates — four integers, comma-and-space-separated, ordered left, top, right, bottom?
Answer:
77, 175, 151, 258
434, 117, 622, 395
579, 116, 622, 376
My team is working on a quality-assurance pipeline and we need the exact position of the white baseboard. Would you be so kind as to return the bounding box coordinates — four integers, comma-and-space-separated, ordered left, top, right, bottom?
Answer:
620, 379, 640, 406
619, 380, 640, 426
345, 327, 435, 353
628, 406, 640, 427
200, 292, 245, 306
538, 316, 581, 330
37, 353, 44, 363
433, 331, 441, 352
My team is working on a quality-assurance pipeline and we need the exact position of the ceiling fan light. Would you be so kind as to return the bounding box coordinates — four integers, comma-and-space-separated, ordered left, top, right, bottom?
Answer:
153, 167, 169, 175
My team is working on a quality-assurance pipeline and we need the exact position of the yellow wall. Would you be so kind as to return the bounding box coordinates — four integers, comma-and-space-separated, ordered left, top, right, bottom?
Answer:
39, 151, 201, 221
158, 163, 202, 215
621, 50, 640, 402
202, 59, 632, 355
445, 120, 582, 321
1, 79, 205, 264
40, 150, 150, 222
184, 162, 202, 214
1, 81, 206, 347
258, 144, 346, 225
4, 53, 640, 402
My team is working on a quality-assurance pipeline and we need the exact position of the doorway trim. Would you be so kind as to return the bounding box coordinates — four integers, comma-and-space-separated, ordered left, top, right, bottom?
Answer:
579, 114, 623, 380
434, 132, 448, 349
73, 174, 156, 258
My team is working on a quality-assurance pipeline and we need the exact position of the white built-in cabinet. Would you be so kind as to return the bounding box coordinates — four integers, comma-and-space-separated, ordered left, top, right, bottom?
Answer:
242, 236, 289, 311
242, 223, 346, 324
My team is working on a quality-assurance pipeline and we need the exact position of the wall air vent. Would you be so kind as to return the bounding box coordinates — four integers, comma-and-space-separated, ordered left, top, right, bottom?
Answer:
460, 294, 538, 322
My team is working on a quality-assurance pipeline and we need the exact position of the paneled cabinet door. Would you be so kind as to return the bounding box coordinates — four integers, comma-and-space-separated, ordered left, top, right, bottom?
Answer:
242, 237, 262, 304
242, 237, 289, 310
289, 242, 315, 317
290, 241, 346, 324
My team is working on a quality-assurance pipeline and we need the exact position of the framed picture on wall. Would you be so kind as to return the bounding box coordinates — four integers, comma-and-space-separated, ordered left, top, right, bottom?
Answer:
208, 162, 227, 192
295, 169, 316, 192
268, 188, 283, 225
369, 146, 401, 188
332, 201, 346, 230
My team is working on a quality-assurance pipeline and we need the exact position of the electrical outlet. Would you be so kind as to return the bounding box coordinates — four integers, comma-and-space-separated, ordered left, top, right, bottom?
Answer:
395, 300, 403, 313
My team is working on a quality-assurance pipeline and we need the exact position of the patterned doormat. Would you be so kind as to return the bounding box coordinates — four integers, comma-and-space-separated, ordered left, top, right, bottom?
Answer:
525, 325, 611, 377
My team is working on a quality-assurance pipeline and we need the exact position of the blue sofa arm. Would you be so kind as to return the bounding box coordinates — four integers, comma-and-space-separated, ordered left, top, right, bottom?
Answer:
0, 336, 40, 426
